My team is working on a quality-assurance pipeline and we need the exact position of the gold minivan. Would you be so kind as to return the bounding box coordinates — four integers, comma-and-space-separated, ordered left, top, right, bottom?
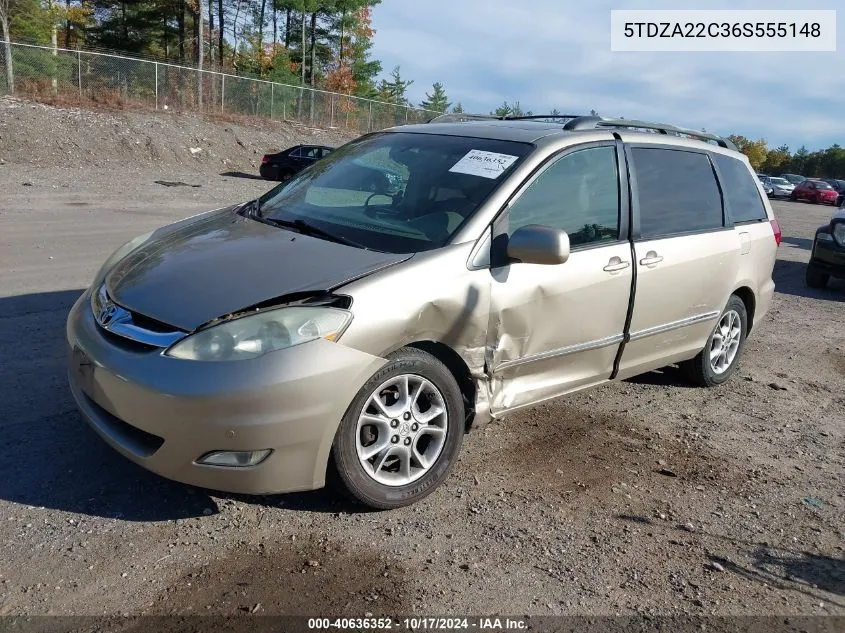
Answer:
67, 115, 780, 509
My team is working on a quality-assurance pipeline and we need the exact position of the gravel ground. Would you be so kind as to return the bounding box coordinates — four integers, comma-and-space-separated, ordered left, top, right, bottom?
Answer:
0, 99, 842, 623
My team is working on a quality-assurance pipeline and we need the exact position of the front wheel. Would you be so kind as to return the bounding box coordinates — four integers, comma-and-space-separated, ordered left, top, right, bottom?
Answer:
330, 347, 465, 510
681, 295, 747, 388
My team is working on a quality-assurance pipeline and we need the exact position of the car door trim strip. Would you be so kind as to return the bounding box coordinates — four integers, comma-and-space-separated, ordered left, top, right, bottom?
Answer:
628, 310, 720, 342
494, 333, 625, 373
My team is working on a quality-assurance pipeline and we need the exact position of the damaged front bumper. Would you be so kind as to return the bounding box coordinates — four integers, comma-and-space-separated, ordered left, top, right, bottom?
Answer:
66, 290, 386, 494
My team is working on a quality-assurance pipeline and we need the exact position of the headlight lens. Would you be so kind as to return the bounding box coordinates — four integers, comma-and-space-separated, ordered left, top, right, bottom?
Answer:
165, 306, 353, 361
832, 222, 845, 247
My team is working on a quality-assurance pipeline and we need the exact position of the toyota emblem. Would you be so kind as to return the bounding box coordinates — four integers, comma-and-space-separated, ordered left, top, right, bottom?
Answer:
98, 303, 118, 326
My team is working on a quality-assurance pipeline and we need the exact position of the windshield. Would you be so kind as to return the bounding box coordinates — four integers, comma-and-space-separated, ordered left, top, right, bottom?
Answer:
256, 132, 531, 253
769, 178, 789, 185
815, 181, 833, 189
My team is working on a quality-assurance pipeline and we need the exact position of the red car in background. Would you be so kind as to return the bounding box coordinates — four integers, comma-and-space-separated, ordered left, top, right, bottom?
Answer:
791, 179, 839, 205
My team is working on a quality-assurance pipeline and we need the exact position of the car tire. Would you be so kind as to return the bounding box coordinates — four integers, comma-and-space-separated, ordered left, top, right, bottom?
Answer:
330, 347, 465, 510
790, 193, 798, 202
805, 264, 829, 289
681, 295, 748, 388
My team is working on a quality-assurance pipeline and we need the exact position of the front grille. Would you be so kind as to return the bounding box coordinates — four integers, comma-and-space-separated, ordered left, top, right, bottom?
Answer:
81, 390, 164, 458
92, 283, 186, 349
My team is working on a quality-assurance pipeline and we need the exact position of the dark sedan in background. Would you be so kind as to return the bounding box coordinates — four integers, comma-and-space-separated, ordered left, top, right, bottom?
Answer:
260, 144, 334, 181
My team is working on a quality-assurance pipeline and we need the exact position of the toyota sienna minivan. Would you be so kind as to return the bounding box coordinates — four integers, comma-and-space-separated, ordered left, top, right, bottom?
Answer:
67, 114, 780, 509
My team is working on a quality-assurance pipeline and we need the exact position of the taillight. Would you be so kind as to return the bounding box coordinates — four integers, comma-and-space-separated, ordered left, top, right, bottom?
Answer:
770, 219, 782, 246
261, 155, 269, 164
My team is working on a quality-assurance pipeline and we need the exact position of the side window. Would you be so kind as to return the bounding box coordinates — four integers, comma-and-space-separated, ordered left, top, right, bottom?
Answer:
288, 147, 302, 158
630, 147, 723, 238
506, 145, 620, 247
711, 153, 768, 223
301, 147, 320, 158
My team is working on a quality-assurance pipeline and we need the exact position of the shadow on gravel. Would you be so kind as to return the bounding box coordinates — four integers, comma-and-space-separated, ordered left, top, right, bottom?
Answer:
710, 550, 845, 606
0, 289, 217, 522
614, 514, 844, 606
221, 171, 266, 181
773, 258, 845, 301
217, 488, 360, 514
624, 364, 696, 389
780, 236, 814, 251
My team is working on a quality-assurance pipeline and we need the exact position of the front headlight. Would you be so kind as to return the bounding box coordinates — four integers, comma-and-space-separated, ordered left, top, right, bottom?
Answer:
832, 222, 845, 247
165, 306, 353, 361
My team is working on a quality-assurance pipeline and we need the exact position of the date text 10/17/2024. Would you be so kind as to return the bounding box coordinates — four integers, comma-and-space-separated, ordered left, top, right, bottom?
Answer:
307, 617, 528, 631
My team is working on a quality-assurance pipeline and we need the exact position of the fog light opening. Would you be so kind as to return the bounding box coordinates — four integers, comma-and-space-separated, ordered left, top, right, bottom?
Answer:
196, 449, 272, 468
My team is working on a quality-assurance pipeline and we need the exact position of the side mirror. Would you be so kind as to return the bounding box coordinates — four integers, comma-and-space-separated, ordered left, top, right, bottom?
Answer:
506, 224, 570, 265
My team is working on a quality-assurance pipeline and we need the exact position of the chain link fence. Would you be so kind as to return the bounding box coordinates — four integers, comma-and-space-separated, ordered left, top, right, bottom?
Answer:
0, 41, 439, 133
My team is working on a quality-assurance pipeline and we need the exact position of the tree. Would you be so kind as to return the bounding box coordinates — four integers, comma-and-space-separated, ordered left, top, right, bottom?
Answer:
419, 81, 449, 112
728, 135, 768, 171
451, 102, 463, 113
377, 65, 412, 104
0, 0, 14, 92
493, 101, 512, 117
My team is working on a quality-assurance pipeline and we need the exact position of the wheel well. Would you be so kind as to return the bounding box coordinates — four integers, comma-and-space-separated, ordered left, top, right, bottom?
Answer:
733, 287, 756, 332
406, 341, 476, 431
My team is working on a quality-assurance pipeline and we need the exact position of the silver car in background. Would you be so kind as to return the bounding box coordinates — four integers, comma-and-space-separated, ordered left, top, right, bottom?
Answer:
764, 176, 795, 199
67, 116, 779, 509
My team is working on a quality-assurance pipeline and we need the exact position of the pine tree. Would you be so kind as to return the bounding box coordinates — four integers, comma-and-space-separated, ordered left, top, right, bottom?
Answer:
377, 65, 412, 105
452, 102, 464, 113
419, 81, 450, 112
493, 101, 512, 117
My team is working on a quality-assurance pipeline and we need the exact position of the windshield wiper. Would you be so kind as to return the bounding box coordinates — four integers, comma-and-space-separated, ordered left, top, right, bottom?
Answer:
264, 217, 367, 249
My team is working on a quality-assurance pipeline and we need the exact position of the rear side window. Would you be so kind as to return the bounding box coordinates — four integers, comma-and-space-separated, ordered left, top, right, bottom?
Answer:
630, 148, 723, 238
712, 154, 769, 223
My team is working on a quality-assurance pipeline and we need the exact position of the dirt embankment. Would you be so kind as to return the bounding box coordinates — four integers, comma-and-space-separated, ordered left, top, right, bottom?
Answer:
0, 95, 355, 175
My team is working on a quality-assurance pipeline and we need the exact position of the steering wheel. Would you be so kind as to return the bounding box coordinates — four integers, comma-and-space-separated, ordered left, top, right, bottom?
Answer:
364, 192, 403, 219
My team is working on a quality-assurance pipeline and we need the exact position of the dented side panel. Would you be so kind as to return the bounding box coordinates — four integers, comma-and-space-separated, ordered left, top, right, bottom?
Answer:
486, 243, 632, 413
338, 241, 492, 380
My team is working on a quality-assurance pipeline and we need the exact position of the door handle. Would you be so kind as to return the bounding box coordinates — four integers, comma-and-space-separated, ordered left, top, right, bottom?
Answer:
603, 258, 631, 273
639, 251, 663, 267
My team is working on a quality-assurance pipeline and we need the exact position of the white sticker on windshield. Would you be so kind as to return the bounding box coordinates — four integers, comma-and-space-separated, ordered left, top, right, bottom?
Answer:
448, 150, 519, 179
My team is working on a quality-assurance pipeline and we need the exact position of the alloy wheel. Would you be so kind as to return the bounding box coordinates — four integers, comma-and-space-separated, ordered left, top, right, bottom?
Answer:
709, 310, 742, 375
355, 374, 448, 486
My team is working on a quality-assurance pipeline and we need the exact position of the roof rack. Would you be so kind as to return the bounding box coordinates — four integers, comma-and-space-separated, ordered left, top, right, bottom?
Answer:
426, 111, 736, 151
427, 113, 501, 123
600, 119, 736, 150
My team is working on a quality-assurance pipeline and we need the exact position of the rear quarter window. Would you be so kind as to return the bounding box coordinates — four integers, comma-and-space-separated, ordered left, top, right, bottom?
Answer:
711, 153, 769, 223
629, 147, 723, 238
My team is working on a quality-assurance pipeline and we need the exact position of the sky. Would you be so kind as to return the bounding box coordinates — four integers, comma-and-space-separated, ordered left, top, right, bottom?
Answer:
369, 0, 844, 152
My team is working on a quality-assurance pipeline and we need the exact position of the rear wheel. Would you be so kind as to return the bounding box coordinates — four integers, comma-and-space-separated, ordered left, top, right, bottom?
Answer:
682, 295, 747, 388
805, 264, 829, 289
330, 347, 464, 510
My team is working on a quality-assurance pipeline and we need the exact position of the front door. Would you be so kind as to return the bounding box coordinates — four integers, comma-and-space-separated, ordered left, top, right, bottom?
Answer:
486, 142, 633, 413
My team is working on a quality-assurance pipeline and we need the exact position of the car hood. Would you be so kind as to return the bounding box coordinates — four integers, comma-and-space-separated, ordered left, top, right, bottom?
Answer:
105, 206, 411, 331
